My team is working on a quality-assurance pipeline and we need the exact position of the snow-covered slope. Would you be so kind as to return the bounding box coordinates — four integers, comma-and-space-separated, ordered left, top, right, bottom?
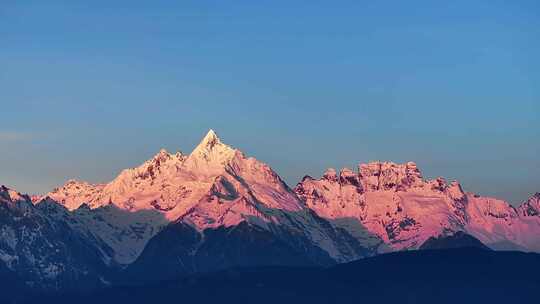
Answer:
295, 162, 540, 252
0, 186, 108, 291
38, 199, 167, 265
48, 180, 105, 210
465, 193, 540, 252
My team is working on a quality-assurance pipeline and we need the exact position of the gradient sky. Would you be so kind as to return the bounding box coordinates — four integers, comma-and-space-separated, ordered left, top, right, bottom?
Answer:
1, 1, 539, 205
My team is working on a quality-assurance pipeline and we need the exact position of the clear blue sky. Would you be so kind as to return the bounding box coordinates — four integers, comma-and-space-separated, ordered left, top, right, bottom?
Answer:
1, 1, 539, 205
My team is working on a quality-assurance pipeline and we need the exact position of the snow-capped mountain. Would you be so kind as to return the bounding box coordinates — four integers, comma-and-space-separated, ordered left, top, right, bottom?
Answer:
294, 162, 540, 252
44, 130, 372, 270
0, 186, 108, 291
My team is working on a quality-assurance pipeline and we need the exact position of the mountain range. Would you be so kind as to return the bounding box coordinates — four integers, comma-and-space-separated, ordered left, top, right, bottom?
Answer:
1, 129, 539, 298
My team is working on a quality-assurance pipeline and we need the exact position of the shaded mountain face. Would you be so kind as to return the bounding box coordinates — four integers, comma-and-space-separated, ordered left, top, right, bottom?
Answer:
295, 164, 540, 252
31, 249, 540, 304
124, 220, 337, 283
0, 186, 109, 292
419, 231, 491, 250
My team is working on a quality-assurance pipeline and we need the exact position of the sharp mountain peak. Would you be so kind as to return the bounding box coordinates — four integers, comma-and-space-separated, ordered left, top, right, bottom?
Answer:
191, 129, 231, 155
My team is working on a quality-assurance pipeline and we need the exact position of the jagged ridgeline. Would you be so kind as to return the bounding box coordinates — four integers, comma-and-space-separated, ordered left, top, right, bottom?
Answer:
1, 130, 539, 294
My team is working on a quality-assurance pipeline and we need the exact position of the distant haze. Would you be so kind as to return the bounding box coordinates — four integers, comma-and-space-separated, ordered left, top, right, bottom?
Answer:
1, 1, 538, 205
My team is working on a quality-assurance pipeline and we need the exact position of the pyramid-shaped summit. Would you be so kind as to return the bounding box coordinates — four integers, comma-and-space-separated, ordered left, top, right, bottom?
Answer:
185, 129, 238, 172
196, 129, 221, 149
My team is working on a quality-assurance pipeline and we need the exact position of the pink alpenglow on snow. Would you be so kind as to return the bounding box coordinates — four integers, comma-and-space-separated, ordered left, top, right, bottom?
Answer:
44, 130, 360, 264
294, 161, 540, 252
38, 130, 540, 265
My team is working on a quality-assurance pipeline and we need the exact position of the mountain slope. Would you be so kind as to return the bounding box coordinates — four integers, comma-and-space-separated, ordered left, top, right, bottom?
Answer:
295, 164, 468, 250
419, 231, 491, 250
124, 220, 337, 282
295, 163, 540, 252
463, 194, 540, 251
0, 186, 109, 292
